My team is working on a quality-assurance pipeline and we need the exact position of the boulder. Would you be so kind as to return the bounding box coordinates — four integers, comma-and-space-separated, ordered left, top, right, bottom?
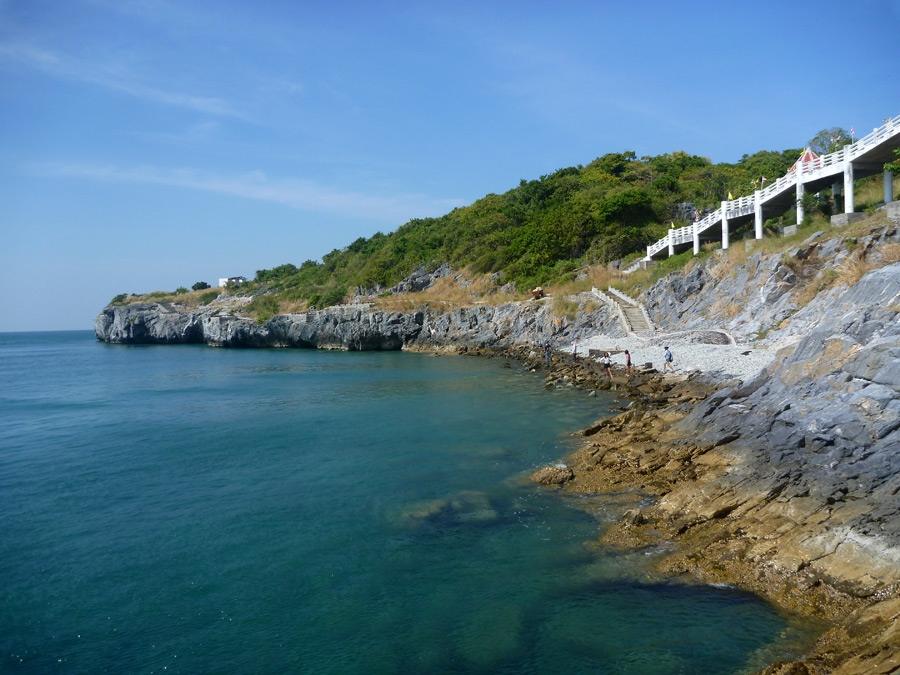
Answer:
530, 464, 575, 485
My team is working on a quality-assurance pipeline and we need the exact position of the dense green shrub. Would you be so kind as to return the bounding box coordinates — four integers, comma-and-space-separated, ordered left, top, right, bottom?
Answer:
192, 281, 211, 291
246, 295, 280, 323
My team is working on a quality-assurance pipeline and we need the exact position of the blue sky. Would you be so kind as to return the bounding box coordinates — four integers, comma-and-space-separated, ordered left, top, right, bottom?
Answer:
1, 0, 898, 330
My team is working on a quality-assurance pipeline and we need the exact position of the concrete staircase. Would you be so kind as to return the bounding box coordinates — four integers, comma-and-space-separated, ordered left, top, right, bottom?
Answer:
591, 286, 655, 336
621, 304, 651, 333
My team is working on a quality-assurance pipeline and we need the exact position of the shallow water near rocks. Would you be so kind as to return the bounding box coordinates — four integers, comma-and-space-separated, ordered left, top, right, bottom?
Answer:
0, 332, 817, 673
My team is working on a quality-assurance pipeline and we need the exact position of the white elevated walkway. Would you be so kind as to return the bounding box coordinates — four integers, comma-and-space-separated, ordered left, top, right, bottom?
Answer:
625, 114, 900, 272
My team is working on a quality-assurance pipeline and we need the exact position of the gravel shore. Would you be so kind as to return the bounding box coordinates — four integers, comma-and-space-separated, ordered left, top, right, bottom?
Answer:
566, 332, 796, 382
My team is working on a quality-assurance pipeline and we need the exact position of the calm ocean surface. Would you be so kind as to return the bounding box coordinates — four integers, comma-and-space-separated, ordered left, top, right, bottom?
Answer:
0, 331, 814, 673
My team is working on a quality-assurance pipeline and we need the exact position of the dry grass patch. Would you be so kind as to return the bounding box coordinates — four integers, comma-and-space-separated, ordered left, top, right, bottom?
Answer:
708, 245, 749, 281
835, 253, 872, 287
117, 288, 221, 307
581, 298, 600, 314
723, 302, 741, 318
708, 297, 742, 320
793, 268, 839, 307
875, 242, 900, 265
372, 272, 521, 312
545, 264, 627, 298
551, 295, 579, 319
278, 298, 311, 314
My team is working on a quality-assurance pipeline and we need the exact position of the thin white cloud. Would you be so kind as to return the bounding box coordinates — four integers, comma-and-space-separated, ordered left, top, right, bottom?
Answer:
0, 42, 244, 119
127, 120, 221, 144
32, 161, 464, 222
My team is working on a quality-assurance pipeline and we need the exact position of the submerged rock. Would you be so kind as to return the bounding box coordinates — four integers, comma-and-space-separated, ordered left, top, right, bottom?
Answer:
530, 464, 575, 486
397, 490, 499, 528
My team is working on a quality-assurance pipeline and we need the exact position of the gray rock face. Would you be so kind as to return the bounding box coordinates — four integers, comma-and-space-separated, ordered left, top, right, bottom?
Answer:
351, 263, 455, 300
643, 225, 898, 341
389, 263, 453, 294
95, 303, 205, 344
670, 262, 900, 581
96, 295, 622, 351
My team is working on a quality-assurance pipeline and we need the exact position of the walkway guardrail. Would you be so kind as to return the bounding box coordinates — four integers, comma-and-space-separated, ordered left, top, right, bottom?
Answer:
591, 286, 630, 333
631, 113, 900, 268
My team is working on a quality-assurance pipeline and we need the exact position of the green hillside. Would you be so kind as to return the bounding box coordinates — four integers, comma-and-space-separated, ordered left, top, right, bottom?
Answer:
116, 145, 824, 311
249, 147, 801, 307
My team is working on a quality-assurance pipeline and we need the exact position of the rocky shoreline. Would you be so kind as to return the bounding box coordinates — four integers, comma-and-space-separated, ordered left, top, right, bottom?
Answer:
519, 346, 898, 675
96, 223, 899, 673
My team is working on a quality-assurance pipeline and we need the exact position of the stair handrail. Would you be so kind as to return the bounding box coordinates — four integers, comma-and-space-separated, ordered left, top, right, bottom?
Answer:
591, 286, 632, 334
606, 286, 638, 306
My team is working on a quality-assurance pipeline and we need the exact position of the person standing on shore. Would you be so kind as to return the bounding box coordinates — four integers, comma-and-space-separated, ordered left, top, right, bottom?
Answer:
543, 342, 552, 368
624, 349, 633, 375
663, 346, 675, 372
600, 352, 613, 378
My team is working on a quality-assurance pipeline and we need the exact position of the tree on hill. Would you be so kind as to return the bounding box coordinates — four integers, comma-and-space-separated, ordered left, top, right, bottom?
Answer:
192, 281, 211, 291
808, 127, 852, 155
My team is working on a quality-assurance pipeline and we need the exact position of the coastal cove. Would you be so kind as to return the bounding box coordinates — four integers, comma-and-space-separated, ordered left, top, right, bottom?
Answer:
0, 331, 816, 674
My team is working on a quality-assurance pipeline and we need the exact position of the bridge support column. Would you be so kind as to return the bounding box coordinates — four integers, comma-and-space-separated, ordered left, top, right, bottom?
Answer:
754, 190, 763, 239
844, 161, 855, 213
885, 169, 894, 204
721, 200, 729, 250
832, 180, 842, 213
796, 181, 805, 225
692, 222, 700, 255
667, 231, 674, 257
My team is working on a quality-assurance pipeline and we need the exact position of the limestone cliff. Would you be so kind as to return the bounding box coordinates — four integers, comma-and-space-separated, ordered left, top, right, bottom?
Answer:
95, 295, 623, 350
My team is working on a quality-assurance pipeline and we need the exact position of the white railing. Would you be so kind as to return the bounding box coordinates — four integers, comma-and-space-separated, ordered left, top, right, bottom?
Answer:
639, 113, 900, 261
592, 286, 630, 334
759, 173, 795, 201
607, 286, 638, 306
647, 236, 669, 257
669, 225, 691, 245
621, 259, 643, 274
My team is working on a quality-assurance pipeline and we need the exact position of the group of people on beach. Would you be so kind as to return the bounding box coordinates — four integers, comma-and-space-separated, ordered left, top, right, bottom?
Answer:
599, 346, 675, 377
545, 341, 675, 377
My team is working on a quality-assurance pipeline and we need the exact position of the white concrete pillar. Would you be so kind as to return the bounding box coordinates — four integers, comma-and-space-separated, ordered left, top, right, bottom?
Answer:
667, 231, 674, 257
646, 244, 652, 260
796, 181, 805, 225
721, 201, 729, 250
692, 221, 700, 255
885, 170, 895, 204
754, 190, 763, 239
844, 161, 855, 213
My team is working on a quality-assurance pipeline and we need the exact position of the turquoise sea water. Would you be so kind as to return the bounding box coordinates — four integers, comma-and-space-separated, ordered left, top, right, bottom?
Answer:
0, 332, 814, 673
